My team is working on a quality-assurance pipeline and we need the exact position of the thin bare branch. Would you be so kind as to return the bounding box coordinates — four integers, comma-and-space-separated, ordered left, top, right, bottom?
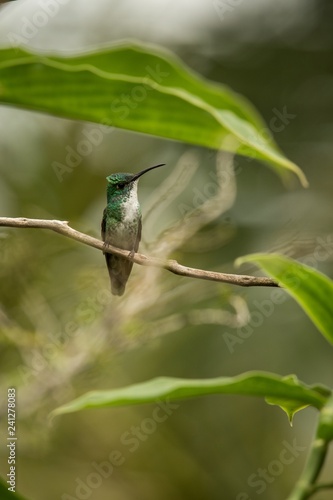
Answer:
0, 217, 279, 287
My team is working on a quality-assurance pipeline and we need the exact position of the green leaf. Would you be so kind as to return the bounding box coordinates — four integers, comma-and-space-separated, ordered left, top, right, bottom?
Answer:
266, 397, 309, 425
51, 371, 329, 417
236, 253, 333, 345
0, 476, 29, 500
266, 376, 312, 425
0, 43, 307, 186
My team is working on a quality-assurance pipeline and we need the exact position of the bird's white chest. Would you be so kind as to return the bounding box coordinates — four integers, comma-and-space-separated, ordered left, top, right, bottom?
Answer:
121, 183, 140, 224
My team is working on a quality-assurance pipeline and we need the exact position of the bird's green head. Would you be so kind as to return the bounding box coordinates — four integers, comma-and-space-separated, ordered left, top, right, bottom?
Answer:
106, 173, 134, 200
106, 164, 166, 200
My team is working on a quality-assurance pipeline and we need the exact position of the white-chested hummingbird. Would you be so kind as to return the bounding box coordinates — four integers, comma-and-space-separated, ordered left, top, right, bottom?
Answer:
101, 163, 165, 296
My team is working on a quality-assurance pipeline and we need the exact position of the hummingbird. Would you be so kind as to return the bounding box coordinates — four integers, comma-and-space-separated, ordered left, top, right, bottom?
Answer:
101, 163, 165, 296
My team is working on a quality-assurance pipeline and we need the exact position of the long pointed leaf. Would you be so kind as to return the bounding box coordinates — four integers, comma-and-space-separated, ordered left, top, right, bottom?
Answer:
236, 253, 333, 345
51, 371, 329, 417
0, 43, 307, 186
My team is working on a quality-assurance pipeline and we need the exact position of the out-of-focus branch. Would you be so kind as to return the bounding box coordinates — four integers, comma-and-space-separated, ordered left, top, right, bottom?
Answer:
0, 217, 279, 287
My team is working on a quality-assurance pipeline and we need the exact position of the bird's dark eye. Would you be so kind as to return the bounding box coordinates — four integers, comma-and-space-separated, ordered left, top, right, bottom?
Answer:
117, 183, 125, 190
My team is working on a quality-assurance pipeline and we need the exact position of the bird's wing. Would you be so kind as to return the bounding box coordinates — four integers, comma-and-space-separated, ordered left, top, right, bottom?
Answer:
101, 208, 107, 242
134, 216, 142, 253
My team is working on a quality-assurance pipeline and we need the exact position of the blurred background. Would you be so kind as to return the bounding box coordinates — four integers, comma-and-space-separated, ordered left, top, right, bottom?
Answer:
0, 0, 333, 499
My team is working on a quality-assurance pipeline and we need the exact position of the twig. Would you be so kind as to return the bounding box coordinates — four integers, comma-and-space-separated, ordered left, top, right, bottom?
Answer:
0, 217, 279, 288
287, 439, 328, 500
287, 395, 333, 500
310, 482, 333, 492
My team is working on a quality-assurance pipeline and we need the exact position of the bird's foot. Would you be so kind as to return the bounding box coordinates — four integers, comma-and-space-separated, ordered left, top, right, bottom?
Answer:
103, 241, 109, 255
128, 249, 135, 260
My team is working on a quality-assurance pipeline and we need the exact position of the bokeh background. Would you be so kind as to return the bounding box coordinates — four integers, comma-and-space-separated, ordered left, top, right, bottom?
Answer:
0, 1, 333, 499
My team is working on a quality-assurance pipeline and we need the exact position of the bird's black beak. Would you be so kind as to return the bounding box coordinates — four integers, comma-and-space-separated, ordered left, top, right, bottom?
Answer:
127, 163, 166, 184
